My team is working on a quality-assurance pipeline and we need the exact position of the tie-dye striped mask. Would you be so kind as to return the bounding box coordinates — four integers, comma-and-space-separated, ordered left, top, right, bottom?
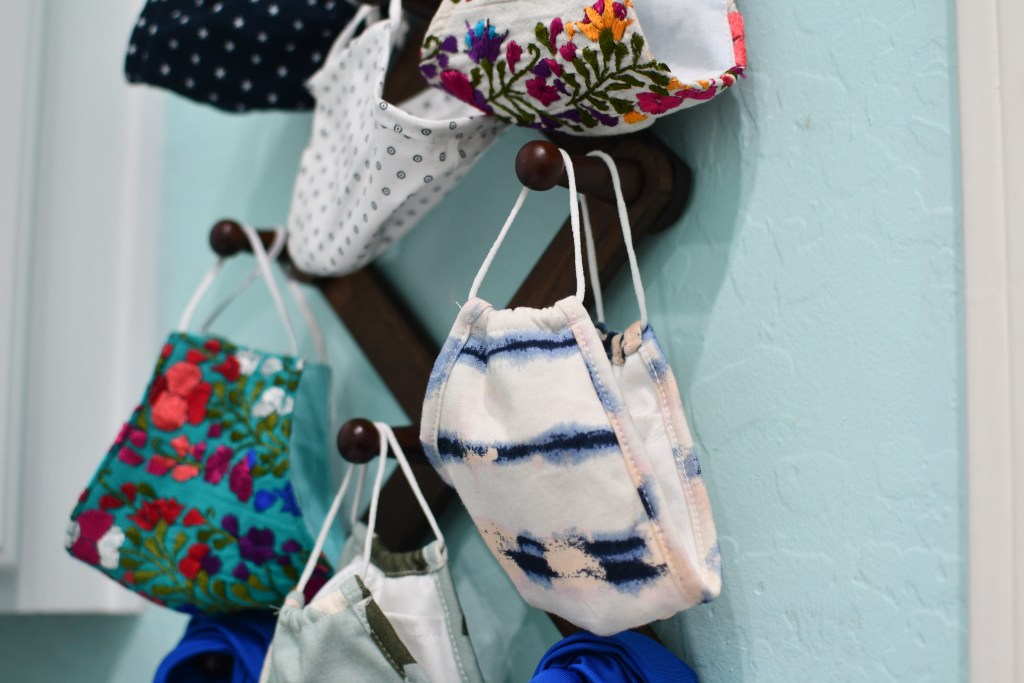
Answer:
420, 149, 721, 635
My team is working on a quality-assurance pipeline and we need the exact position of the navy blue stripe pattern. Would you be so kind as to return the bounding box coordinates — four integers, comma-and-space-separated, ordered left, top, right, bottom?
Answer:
457, 329, 578, 370
436, 425, 619, 465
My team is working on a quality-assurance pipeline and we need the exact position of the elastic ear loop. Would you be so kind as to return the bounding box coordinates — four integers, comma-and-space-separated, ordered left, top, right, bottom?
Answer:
579, 196, 605, 323
296, 461, 363, 593
178, 224, 300, 355
197, 229, 287, 333
585, 151, 649, 328
468, 147, 585, 302
360, 423, 446, 578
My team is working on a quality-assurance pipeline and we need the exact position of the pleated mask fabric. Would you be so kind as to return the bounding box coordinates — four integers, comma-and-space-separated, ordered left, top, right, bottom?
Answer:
420, 150, 721, 635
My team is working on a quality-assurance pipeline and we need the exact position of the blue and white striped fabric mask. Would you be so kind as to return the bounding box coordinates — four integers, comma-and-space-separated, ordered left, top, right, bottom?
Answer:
419, 149, 721, 635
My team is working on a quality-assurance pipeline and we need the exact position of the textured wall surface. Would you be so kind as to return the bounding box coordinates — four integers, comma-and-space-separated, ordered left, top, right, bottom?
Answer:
0, 0, 965, 679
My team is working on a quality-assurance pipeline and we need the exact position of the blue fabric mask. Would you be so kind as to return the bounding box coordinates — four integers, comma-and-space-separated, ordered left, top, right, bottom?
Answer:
532, 631, 698, 683
155, 612, 277, 683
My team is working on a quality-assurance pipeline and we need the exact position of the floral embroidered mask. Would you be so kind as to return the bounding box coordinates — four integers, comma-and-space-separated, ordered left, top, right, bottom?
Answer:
67, 227, 337, 613
419, 0, 746, 135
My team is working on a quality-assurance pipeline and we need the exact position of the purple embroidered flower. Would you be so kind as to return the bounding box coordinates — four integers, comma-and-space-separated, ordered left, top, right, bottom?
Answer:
281, 539, 302, 553
584, 105, 619, 127
506, 40, 522, 73
420, 64, 437, 79
222, 513, 239, 537
533, 60, 551, 79
554, 79, 570, 95
239, 527, 276, 566
557, 109, 583, 123
207, 423, 222, 438
560, 41, 578, 61
201, 553, 222, 575
437, 53, 450, 68
229, 451, 254, 502
232, 562, 250, 580
549, 18, 563, 52
526, 77, 561, 105
439, 35, 458, 52
204, 444, 232, 484
464, 20, 506, 63
191, 441, 207, 461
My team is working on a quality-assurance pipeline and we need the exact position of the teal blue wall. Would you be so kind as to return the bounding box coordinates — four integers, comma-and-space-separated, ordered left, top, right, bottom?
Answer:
0, 0, 964, 679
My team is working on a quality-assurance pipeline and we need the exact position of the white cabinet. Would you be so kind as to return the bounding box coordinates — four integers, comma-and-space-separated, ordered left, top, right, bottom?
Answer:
0, 0, 164, 612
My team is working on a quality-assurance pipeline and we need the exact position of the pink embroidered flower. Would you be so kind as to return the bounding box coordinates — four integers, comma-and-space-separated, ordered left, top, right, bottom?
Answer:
559, 41, 577, 61
526, 78, 561, 106
229, 458, 253, 502
129, 429, 147, 448
191, 441, 207, 461
171, 435, 191, 457
67, 510, 125, 569
549, 18, 564, 51
205, 445, 233, 484
440, 69, 475, 104
506, 40, 522, 73
172, 464, 200, 482
120, 483, 137, 502
129, 497, 184, 531
544, 58, 562, 77
150, 361, 213, 431
636, 91, 686, 115
147, 455, 177, 476
118, 447, 144, 466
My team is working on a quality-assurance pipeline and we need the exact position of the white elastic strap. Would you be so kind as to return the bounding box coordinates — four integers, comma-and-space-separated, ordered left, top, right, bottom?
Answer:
360, 427, 393, 578
382, 424, 445, 548
296, 463, 359, 593
326, 4, 378, 64
198, 229, 287, 333
348, 464, 369, 528
285, 279, 327, 363
579, 196, 605, 323
387, 0, 405, 48
560, 149, 586, 301
587, 151, 649, 328
468, 186, 530, 301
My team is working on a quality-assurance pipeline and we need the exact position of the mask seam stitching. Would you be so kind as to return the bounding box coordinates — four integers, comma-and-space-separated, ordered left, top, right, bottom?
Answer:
433, 571, 470, 682
636, 337, 708, 588
362, 599, 407, 677
559, 300, 682, 600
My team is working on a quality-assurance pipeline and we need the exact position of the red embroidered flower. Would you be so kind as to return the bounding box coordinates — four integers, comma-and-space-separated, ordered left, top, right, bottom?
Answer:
150, 361, 212, 431
440, 69, 475, 105
185, 349, 206, 364
178, 543, 210, 580
120, 483, 137, 503
229, 457, 253, 502
172, 464, 200, 482
213, 355, 240, 382
526, 78, 561, 105
183, 509, 206, 527
205, 445, 233, 484
204, 339, 222, 353
559, 42, 577, 61
99, 495, 124, 510
118, 447, 144, 466
129, 497, 184, 531
636, 91, 685, 114
506, 41, 522, 73
147, 455, 177, 476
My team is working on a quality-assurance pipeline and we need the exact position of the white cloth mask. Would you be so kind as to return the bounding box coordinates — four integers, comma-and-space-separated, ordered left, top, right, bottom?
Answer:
287, 0, 506, 277
261, 424, 485, 683
419, 150, 721, 636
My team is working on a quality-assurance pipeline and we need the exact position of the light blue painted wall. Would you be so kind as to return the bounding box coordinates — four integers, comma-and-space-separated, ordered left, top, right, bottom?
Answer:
0, 0, 964, 680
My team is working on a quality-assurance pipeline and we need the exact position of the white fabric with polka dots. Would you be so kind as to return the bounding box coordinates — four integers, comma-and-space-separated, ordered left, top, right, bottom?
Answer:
287, 0, 506, 276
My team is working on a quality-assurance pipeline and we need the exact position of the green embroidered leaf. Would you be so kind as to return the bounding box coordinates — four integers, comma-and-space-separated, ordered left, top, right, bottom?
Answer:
249, 380, 265, 402
612, 73, 645, 88
614, 42, 628, 69
481, 58, 493, 80
230, 430, 246, 443
286, 380, 298, 392
266, 413, 279, 431
212, 536, 232, 550
607, 96, 636, 115
272, 461, 289, 478
155, 520, 169, 545
136, 411, 149, 431
228, 388, 243, 405
638, 70, 671, 87
588, 97, 610, 112
213, 383, 225, 399
212, 579, 228, 600
126, 526, 143, 545
470, 66, 481, 88
497, 60, 507, 78
606, 83, 632, 91
197, 570, 210, 593
137, 482, 157, 499
132, 570, 159, 584
247, 574, 268, 592
172, 531, 188, 558
583, 49, 601, 78
599, 30, 615, 63
252, 465, 268, 477
578, 108, 598, 128
572, 58, 592, 86
143, 536, 162, 559
630, 33, 644, 62
650, 85, 670, 96
282, 565, 299, 582
230, 582, 253, 602
535, 23, 552, 54
563, 72, 580, 90
282, 420, 292, 440
151, 584, 178, 597
206, 409, 223, 420
119, 557, 142, 570
197, 529, 213, 543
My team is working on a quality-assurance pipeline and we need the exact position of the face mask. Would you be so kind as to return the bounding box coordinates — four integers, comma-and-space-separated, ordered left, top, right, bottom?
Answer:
67, 226, 336, 612
419, 0, 746, 135
125, 0, 360, 112
261, 424, 485, 683
419, 150, 721, 636
286, 0, 506, 277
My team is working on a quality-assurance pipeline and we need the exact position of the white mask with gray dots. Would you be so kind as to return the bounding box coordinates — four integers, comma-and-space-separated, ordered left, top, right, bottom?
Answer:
287, 0, 505, 277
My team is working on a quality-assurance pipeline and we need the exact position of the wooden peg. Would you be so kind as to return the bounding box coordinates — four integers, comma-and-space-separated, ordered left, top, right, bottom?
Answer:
336, 419, 430, 465
208, 219, 281, 258
515, 140, 644, 205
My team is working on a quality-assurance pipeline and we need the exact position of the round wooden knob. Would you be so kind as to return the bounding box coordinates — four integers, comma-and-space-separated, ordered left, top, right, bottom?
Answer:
209, 219, 245, 256
336, 419, 381, 463
515, 141, 565, 191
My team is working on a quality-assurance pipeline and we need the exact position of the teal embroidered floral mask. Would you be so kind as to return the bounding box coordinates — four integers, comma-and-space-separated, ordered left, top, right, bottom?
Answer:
419, 0, 747, 135
66, 227, 335, 612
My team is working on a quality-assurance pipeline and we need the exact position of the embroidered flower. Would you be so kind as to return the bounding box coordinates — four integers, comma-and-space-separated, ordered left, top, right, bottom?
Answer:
571, 0, 633, 42
118, 447, 144, 466
172, 464, 201, 482
236, 350, 261, 376
99, 494, 124, 510
559, 41, 577, 61
120, 482, 137, 502
229, 452, 254, 502
222, 514, 240, 537
171, 435, 191, 457
464, 20, 506, 63
252, 387, 293, 418
232, 562, 250, 580
506, 40, 522, 73
239, 527, 276, 566
213, 355, 240, 382
636, 91, 686, 114
204, 339, 222, 353
150, 361, 213, 431
178, 543, 220, 580
439, 35, 459, 53
147, 455, 178, 476
624, 111, 648, 124
254, 490, 277, 512
549, 18, 564, 51
259, 356, 283, 376
183, 509, 206, 526
191, 441, 207, 461
67, 510, 125, 569
129, 497, 184, 531
207, 423, 223, 439
526, 78, 561, 105
205, 445, 233, 484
